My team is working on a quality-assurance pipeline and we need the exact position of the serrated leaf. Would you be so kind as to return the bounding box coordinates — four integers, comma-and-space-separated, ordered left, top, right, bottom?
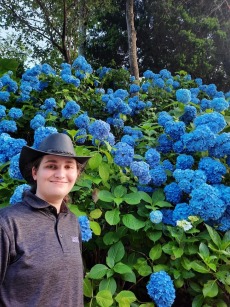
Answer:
203, 280, 218, 298
83, 278, 93, 298
149, 244, 162, 261
99, 277, 117, 296
98, 190, 114, 202
90, 221, 101, 235
122, 214, 145, 230
108, 241, 125, 263
115, 290, 137, 306
191, 261, 210, 273
113, 185, 127, 198
90, 208, 102, 219
123, 192, 141, 205
105, 208, 120, 225
139, 191, 153, 204
96, 290, 113, 307
113, 262, 132, 274
99, 162, 110, 182
205, 224, 222, 248
88, 152, 102, 169
122, 271, 136, 283
88, 264, 108, 279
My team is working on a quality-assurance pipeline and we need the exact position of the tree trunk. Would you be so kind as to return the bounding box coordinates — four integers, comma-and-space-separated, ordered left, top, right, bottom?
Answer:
126, 0, 139, 80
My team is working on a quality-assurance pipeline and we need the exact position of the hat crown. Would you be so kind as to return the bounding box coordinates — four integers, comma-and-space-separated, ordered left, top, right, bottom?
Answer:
38, 133, 76, 157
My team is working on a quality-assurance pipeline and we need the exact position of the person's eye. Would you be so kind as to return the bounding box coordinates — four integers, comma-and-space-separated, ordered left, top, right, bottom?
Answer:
46, 164, 56, 169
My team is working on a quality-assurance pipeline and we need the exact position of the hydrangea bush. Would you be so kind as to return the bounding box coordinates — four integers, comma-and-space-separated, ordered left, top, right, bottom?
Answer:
0, 56, 230, 306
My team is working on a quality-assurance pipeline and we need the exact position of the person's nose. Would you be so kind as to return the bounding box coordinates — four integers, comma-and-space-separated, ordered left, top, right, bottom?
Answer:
54, 167, 65, 178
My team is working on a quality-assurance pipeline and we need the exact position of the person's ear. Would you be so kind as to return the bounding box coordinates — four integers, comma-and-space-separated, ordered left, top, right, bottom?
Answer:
32, 167, 37, 181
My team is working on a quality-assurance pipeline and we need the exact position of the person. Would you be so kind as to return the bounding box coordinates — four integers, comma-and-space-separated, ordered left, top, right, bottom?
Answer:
0, 133, 90, 307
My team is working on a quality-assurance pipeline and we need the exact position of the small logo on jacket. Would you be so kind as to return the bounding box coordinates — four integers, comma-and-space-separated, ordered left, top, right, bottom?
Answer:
71, 236, 79, 243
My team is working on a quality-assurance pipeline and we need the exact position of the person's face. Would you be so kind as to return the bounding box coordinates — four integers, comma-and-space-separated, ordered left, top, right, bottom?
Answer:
32, 155, 79, 204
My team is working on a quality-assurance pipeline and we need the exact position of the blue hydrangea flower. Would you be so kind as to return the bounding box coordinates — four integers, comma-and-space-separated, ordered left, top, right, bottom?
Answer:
123, 126, 143, 139
130, 161, 151, 184
154, 78, 165, 88
74, 112, 90, 129
145, 148, 161, 168
179, 105, 197, 125
195, 78, 202, 86
176, 89, 191, 104
210, 97, 229, 112
160, 69, 172, 80
190, 183, 226, 221
164, 121, 186, 141
75, 128, 87, 144
150, 210, 163, 224
217, 210, 230, 231
141, 82, 151, 92
61, 100, 80, 119
112, 142, 134, 167
9, 154, 23, 180
121, 135, 137, 147
172, 203, 193, 223
8, 107, 23, 120
44, 98, 56, 110
213, 184, 230, 207
172, 81, 180, 89
0, 120, 17, 133
0, 91, 10, 102
61, 74, 80, 87
194, 112, 226, 134
209, 133, 230, 158
205, 83, 217, 97
130, 84, 140, 93
78, 215, 93, 242
147, 271, 176, 307
10, 184, 31, 205
88, 120, 110, 141
41, 63, 56, 75
106, 132, 115, 146
198, 157, 226, 184
30, 114, 46, 130
181, 126, 215, 152
72, 56, 93, 74
162, 159, 174, 172
157, 134, 173, 154
33, 126, 58, 149
143, 70, 155, 79
176, 154, 194, 170
113, 89, 129, 100
0, 105, 6, 119
161, 209, 175, 226
1, 74, 18, 92
164, 182, 182, 204
149, 165, 167, 186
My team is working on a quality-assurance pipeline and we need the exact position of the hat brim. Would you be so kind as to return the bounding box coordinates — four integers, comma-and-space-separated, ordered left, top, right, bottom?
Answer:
19, 146, 90, 183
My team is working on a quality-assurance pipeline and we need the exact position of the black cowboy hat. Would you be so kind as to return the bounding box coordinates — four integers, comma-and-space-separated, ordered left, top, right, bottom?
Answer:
19, 133, 90, 183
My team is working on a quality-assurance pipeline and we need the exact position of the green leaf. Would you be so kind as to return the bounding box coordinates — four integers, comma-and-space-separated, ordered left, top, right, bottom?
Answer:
122, 271, 136, 283
113, 262, 132, 274
115, 290, 137, 306
221, 230, 230, 250
205, 224, 222, 248
181, 257, 192, 270
139, 191, 153, 204
147, 231, 162, 242
88, 264, 109, 279
189, 281, 202, 293
108, 241, 125, 263
123, 192, 141, 205
99, 162, 110, 182
90, 208, 102, 219
191, 261, 210, 273
172, 246, 184, 258
83, 278, 93, 298
113, 185, 127, 198
155, 200, 172, 208
96, 290, 113, 307
103, 232, 120, 245
99, 277, 117, 296
98, 190, 114, 202
106, 256, 115, 269
105, 208, 120, 225
149, 244, 162, 261
162, 241, 176, 255
203, 280, 218, 298
88, 152, 102, 169
192, 294, 204, 307
89, 221, 101, 235
122, 214, 145, 230
152, 189, 165, 204
199, 242, 209, 258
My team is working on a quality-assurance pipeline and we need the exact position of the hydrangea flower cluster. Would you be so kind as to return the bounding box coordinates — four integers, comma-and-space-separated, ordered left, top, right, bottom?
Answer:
78, 215, 93, 242
146, 271, 176, 306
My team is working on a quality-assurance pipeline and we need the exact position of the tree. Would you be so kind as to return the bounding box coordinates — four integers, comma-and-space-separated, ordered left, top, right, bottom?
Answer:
0, 0, 114, 65
126, 0, 139, 80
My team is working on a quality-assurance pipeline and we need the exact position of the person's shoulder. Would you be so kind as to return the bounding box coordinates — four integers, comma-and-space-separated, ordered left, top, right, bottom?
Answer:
0, 202, 25, 219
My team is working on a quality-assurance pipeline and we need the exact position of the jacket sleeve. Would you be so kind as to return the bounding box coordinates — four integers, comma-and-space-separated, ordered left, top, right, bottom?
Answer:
0, 225, 10, 285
